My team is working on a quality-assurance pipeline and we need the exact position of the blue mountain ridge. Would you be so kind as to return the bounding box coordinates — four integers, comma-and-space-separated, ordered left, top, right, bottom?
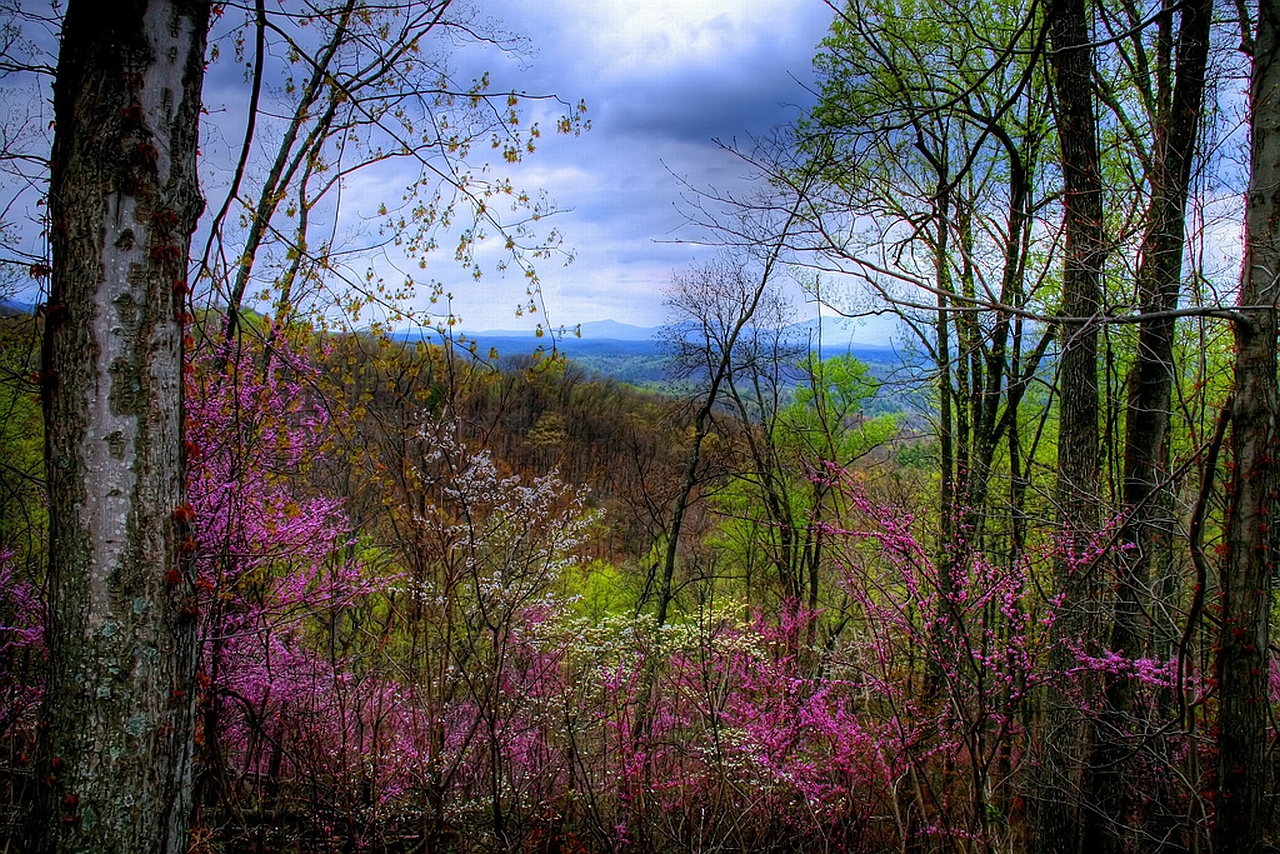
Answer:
384, 317, 909, 386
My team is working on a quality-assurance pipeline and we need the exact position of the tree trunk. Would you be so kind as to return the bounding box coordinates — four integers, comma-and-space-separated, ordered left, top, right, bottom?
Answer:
1090, 3, 1212, 850
1115, 0, 1210, 666
1035, 0, 1106, 849
1215, 3, 1280, 848
36, 2, 209, 851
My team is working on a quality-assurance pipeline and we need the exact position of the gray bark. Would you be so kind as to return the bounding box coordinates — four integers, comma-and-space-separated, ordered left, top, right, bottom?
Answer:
1215, 1, 1280, 847
36, 1, 209, 851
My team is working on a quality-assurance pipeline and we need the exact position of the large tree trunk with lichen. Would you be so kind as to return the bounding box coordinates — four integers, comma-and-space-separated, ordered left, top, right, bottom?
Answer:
34, 2, 209, 851
1214, 4, 1279, 848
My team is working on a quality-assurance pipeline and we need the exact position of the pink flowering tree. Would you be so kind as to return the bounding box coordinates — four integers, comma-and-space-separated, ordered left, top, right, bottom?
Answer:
825, 487, 1040, 852
817, 470, 1209, 851
187, 337, 383, 848
0, 550, 42, 745
184, 331, 605, 850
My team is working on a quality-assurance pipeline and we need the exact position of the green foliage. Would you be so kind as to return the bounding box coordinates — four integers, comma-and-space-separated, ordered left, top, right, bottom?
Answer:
565, 559, 633, 620
0, 316, 43, 566
784, 352, 898, 465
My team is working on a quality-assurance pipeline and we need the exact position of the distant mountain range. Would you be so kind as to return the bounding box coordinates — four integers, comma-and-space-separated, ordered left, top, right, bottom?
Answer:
0, 299, 35, 317
386, 316, 911, 386
447, 315, 902, 354
469, 319, 659, 342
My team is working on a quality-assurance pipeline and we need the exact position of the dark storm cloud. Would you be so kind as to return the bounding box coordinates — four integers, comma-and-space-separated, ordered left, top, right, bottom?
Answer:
605, 77, 810, 144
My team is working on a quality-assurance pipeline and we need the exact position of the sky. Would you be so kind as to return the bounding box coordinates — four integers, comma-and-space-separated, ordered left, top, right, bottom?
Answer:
439, 0, 839, 333
0, 2, 1248, 343
0, 1, 843, 336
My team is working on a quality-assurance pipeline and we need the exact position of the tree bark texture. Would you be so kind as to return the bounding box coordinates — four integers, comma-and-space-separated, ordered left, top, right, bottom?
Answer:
37, 2, 209, 851
1036, 0, 1106, 849
1215, 2, 1279, 848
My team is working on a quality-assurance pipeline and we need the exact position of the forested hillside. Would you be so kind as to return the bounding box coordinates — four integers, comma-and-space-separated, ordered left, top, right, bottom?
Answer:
0, 1, 1277, 853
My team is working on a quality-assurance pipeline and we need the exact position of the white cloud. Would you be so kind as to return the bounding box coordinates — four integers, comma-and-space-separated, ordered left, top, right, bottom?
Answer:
508, 0, 827, 79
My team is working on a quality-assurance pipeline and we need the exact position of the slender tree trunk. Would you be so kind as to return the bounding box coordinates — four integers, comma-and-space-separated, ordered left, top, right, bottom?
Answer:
929, 174, 960, 705
1036, 0, 1106, 849
36, 2, 209, 851
1086, 4, 1213, 851
652, 191, 808, 629
1115, 0, 1210, 664
1215, 3, 1280, 848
